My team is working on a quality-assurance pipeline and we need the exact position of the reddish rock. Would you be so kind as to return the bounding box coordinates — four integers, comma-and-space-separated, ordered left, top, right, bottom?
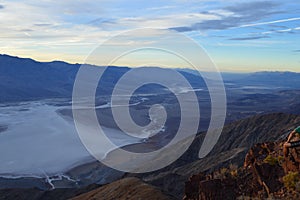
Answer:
184, 175, 236, 200
184, 141, 300, 199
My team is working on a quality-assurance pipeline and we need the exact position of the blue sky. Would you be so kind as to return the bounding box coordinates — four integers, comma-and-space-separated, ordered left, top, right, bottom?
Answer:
0, 0, 299, 72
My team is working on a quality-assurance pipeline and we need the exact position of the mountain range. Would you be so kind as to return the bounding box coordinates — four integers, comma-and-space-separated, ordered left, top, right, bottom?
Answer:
1, 54, 300, 199
1, 54, 300, 103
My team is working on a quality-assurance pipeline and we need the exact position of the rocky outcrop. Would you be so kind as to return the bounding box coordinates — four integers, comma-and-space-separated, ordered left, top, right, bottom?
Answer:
184, 140, 300, 199
244, 142, 285, 197
184, 174, 237, 200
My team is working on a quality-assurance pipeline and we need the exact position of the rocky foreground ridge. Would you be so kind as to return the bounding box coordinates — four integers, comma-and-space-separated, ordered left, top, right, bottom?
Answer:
184, 141, 300, 199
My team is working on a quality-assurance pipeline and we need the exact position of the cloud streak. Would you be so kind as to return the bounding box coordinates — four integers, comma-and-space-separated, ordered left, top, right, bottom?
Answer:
89, 13, 219, 30
238, 17, 300, 28
171, 1, 281, 32
229, 35, 270, 40
262, 26, 300, 35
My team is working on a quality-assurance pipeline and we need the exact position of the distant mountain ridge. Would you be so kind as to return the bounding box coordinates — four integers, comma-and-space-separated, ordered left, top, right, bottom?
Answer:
1, 54, 300, 103
0, 54, 79, 102
179, 68, 300, 88
229, 71, 300, 87
0, 54, 206, 103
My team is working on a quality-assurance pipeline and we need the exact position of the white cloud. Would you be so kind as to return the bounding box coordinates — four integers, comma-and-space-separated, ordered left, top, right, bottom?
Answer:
111, 13, 219, 30
238, 17, 300, 28
146, 5, 178, 11
262, 27, 299, 35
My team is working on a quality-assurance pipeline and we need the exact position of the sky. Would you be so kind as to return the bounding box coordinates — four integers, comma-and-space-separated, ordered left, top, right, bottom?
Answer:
0, 0, 299, 72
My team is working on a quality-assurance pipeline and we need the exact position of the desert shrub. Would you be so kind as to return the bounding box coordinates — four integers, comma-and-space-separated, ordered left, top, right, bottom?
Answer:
229, 164, 238, 177
230, 169, 238, 178
263, 155, 278, 165
220, 167, 229, 177
283, 172, 300, 191
217, 165, 239, 179
277, 155, 284, 165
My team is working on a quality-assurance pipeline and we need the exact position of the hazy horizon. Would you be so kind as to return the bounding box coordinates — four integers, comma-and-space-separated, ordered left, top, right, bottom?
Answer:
1, 53, 300, 73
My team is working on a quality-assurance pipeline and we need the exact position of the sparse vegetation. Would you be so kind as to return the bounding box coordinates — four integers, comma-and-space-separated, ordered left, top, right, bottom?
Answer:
215, 164, 239, 179
277, 155, 284, 165
220, 167, 229, 178
283, 172, 300, 191
264, 155, 278, 165
229, 164, 238, 177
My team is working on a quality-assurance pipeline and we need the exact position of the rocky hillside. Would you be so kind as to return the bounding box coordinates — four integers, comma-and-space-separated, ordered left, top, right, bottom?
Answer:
68, 112, 300, 200
183, 140, 300, 199
129, 113, 300, 198
71, 178, 175, 200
